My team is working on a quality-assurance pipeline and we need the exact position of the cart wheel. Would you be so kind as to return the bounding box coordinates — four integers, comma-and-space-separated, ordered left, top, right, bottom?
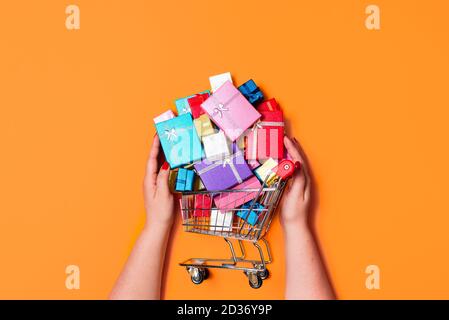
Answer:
201, 268, 209, 280
258, 269, 269, 280
190, 268, 205, 285
248, 273, 263, 289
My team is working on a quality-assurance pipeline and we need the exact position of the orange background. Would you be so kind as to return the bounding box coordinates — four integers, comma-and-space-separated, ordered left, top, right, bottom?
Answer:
1, 0, 449, 299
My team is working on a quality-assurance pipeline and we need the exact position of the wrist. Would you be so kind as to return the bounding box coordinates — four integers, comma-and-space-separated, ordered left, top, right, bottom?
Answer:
282, 218, 310, 235
143, 218, 173, 235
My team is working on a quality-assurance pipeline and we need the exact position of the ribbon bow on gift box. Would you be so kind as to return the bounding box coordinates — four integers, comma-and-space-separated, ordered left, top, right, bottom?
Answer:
208, 93, 242, 136
222, 157, 243, 184
181, 106, 191, 114
252, 120, 284, 130
196, 152, 244, 184
164, 128, 178, 143
212, 103, 229, 118
210, 92, 240, 119
250, 120, 285, 159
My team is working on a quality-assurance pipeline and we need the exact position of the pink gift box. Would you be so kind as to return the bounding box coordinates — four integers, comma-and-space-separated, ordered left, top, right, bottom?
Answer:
201, 81, 261, 142
245, 110, 284, 160
153, 110, 175, 124
214, 176, 262, 211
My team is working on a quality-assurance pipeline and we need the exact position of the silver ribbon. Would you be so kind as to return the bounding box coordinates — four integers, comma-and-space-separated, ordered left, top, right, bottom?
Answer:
164, 128, 178, 143
256, 121, 285, 128
209, 92, 241, 131
196, 152, 243, 184
212, 103, 229, 118
181, 106, 191, 114
251, 120, 285, 159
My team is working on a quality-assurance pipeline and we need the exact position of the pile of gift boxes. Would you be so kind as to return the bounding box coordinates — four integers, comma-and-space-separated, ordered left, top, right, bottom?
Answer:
154, 72, 288, 231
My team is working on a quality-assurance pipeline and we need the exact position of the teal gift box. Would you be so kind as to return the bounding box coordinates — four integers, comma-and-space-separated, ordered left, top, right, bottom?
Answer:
237, 202, 265, 226
155, 113, 203, 168
175, 90, 210, 115
175, 168, 194, 192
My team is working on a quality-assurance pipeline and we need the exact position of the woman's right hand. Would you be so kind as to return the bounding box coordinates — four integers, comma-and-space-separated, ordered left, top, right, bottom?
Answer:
280, 136, 312, 229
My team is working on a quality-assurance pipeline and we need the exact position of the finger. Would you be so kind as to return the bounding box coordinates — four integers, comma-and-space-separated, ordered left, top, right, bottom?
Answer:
304, 180, 311, 201
287, 136, 312, 189
156, 161, 171, 193
284, 136, 308, 196
289, 162, 307, 198
290, 137, 311, 178
284, 136, 304, 164
144, 135, 161, 188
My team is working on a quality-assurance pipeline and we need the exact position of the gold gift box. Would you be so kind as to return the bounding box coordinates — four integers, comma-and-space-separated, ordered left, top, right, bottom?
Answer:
194, 114, 215, 138
194, 175, 205, 191
168, 169, 178, 193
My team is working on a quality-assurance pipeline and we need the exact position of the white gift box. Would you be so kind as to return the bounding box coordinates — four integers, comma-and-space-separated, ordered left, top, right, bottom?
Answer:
255, 158, 278, 183
202, 131, 231, 161
210, 209, 233, 232
153, 110, 175, 124
209, 72, 233, 92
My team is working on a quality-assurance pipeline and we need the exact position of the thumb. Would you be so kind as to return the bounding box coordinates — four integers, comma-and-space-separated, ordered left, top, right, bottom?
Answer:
156, 161, 171, 192
288, 164, 307, 198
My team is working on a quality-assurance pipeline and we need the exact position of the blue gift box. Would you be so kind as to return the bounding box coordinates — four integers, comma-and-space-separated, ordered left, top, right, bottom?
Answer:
175, 90, 211, 115
237, 202, 265, 226
155, 113, 203, 169
175, 168, 194, 192
238, 79, 264, 106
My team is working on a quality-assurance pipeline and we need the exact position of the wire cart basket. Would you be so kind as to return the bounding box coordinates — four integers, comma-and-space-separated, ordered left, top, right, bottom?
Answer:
179, 159, 296, 289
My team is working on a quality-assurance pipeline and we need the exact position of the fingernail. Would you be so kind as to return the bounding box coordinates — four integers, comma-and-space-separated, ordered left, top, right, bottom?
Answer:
295, 161, 301, 171
162, 162, 170, 170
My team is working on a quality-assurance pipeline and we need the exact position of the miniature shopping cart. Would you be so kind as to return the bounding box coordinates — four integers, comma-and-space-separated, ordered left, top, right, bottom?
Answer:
179, 159, 297, 289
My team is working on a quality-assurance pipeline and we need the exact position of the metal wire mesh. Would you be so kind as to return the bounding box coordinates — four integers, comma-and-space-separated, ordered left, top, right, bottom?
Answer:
180, 179, 288, 241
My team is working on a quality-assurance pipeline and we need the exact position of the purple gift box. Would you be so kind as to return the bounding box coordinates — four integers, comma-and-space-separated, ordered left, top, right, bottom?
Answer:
194, 151, 253, 191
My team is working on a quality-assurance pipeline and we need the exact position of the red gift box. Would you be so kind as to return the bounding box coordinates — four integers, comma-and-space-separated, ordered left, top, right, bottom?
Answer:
188, 93, 210, 119
193, 194, 212, 217
257, 98, 280, 112
245, 110, 284, 160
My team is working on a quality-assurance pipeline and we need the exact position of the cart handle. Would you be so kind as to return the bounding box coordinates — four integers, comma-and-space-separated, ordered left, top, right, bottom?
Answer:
272, 159, 298, 180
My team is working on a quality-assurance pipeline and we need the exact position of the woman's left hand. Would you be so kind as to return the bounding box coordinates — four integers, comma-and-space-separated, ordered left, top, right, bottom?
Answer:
143, 135, 175, 229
